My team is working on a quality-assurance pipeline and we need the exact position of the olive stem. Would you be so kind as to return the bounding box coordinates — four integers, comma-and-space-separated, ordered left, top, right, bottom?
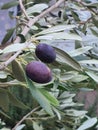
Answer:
19, 0, 30, 20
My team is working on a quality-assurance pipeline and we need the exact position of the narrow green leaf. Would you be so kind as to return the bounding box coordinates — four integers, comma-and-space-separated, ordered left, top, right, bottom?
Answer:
70, 74, 88, 82
15, 124, 26, 130
1, 1, 19, 9
26, 3, 48, 14
33, 121, 43, 130
0, 71, 8, 79
77, 117, 97, 130
12, 59, 26, 82
60, 72, 76, 81
37, 25, 76, 35
69, 46, 92, 57
85, 2, 98, 8
3, 43, 25, 53
54, 47, 82, 71
71, 11, 80, 21
92, 17, 98, 28
1, 28, 15, 45
26, 77, 54, 116
86, 70, 98, 83
39, 89, 59, 106
17, 34, 26, 43
0, 80, 26, 87
79, 59, 98, 64
36, 32, 82, 41
90, 28, 98, 37
66, 109, 87, 117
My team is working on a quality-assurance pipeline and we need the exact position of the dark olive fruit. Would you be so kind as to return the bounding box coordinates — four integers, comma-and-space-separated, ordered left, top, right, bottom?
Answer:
26, 61, 52, 83
35, 43, 56, 63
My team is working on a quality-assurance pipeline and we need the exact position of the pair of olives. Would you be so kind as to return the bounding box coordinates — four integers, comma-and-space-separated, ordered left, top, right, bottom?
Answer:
26, 43, 56, 83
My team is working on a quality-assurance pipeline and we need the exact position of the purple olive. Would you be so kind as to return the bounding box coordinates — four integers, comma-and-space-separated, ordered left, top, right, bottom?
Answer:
26, 61, 52, 83
35, 43, 56, 63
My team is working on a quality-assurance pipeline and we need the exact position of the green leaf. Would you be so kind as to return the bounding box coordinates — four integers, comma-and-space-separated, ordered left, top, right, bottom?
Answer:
37, 25, 76, 35
77, 117, 97, 130
54, 47, 82, 71
1, 28, 15, 45
70, 74, 88, 82
71, 11, 80, 21
8, 91, 29, 109
39, 89, 59, 106
69, 46, 92, 57
17, 34, 26, 43
79, 59, 98, 64
92, 17, 98, 28
60, 72, 77, 81
33, 121, 43, 130
15, 124, 26, 130
12, 59, 26, 82
65, 109, 87, 117
26, 3, 48, 15
90, 28, 98, 37
0, 80, 26, 87
0, 71, 8, 79
26, 77, 54, 116
1, 1, 19, 9
36, 32, 82, 41
3, 43, 25, 53
0, 88, 9, 111
85, 2, 98, 8
86, 70, 98, 83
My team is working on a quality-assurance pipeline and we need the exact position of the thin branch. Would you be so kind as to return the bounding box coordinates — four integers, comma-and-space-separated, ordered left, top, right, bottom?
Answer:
73, 0, 98, 15
12, 106, 40, 130
19, 0, 30, 20
79, 1, 98, 15
17, 0, 65, 39
0, 0, 65, 70
79, 17, 92, 24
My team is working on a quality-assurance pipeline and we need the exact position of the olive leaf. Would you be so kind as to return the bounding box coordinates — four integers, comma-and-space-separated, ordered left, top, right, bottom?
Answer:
26, 77, 54, 116
1, 28, 15, 45
77, 117, 97, 130
12, 59, 26, 82
69, 46, 92, 57
36, 25, 76, 36
26, 3, 48, 15
90, 28, 98, 37
1, 1, 19, 9
39, 89, 59, 106
54, 47, 82, 71
36, 32, 82, 41
3, 43, 25, 53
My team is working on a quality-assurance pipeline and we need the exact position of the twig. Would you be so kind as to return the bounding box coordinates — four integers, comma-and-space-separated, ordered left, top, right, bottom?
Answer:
18, 0, 65, 38
79, 17, 92, 24
12, 106, 40, 130
79, 1, 98, 15
19, 0, 30, 20
0, 0, 65, 70
73, 0, 98, 15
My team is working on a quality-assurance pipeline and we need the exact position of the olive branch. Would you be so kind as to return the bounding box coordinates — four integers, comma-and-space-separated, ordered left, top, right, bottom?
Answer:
0, 0, 65, 70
